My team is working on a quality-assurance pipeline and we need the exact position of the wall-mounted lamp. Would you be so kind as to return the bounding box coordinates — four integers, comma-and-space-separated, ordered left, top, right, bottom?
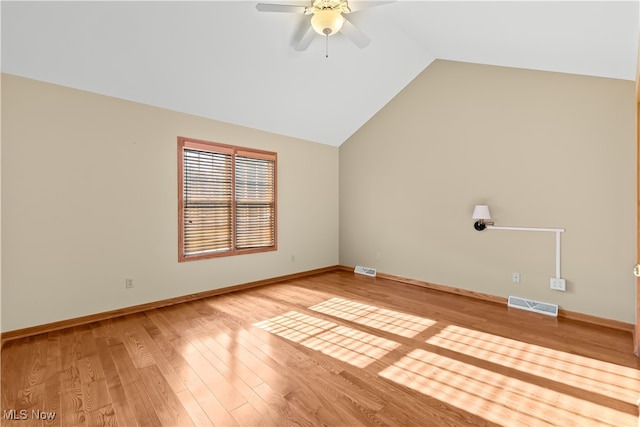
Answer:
472, 205, 494, 231
469, 204, 567, 287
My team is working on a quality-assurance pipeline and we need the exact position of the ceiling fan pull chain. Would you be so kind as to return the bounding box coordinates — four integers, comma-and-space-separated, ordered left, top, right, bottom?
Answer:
325, 33, 329, 58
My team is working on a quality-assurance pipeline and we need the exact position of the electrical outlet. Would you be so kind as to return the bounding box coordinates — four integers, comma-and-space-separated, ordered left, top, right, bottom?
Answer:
512, 272, 520, 284
550, 277, 566, 291
125, 278, 134, 289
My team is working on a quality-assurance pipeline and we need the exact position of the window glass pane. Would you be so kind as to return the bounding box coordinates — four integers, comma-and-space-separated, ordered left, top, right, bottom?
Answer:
183, 149, 232, 255
235, 155, 275, 249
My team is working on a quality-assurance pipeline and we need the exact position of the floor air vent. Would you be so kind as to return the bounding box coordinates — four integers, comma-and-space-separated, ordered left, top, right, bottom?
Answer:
508, 296, 558, 317
354, 265, 377, 277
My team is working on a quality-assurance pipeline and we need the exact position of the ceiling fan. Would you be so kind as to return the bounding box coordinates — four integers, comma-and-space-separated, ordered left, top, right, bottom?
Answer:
256, 0, 393, 54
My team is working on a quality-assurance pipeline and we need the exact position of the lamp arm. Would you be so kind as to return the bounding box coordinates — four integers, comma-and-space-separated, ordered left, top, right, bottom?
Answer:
473, 219, 494, 231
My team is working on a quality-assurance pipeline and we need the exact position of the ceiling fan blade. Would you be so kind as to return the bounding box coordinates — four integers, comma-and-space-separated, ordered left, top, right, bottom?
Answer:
340, 18, 370, 48
345, 0, 396, 13
256, 3, 308, 13
294, 24, 316, 51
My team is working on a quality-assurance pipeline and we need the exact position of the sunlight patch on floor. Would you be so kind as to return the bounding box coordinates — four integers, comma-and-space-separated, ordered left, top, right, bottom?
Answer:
425, 324, 640, 405
253, 311, 400, 368
378, 348, 636, 427
309, 297, 435, 338
254, 299, 640, 426
253, 311, 335, 343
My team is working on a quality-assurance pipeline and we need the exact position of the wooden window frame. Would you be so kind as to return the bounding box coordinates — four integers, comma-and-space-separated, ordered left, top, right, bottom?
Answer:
178, 137, 277, 262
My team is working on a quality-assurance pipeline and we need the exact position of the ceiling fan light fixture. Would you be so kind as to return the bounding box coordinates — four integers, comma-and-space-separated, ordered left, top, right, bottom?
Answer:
311, 8, 345, 36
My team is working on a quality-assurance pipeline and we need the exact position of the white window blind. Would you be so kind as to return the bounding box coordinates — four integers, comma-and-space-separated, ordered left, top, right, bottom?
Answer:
235, 154, 276, 249
179, 138, 277, 261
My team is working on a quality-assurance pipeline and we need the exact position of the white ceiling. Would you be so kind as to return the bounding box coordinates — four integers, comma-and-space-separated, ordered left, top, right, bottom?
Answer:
2, 1, 638, 147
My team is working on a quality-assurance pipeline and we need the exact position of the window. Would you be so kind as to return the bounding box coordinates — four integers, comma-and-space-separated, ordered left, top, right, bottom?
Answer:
178, 137, 277, 261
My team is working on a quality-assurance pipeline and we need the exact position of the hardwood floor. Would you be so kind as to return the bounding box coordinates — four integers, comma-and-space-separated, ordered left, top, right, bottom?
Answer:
2, 270, 639, 426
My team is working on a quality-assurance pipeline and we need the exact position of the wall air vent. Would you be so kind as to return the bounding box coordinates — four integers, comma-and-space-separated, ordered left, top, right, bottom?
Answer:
354, 265, 377, 277
508, 296, 558, 317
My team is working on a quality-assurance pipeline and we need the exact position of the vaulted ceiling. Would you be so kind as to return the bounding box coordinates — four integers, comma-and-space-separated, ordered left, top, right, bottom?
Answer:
2, 1, 638, 146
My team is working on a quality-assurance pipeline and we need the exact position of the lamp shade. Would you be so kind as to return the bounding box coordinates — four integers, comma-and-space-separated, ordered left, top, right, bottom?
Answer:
311, 8, 345, 35
472, 205, 491, 220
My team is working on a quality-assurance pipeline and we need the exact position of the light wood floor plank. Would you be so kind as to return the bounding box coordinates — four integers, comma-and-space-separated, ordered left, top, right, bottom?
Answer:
137, 365, 194, 427
175, 388, 214, 427
175, 340, 248, 412
2, 270, 639, 426
108, 342, 162, 426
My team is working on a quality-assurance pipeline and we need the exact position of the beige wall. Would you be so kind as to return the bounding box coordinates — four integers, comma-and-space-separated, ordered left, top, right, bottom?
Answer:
1, 74, 339, 332
340, 60, 636, 323
0, 75, 3, 335
2, 59, 636, 331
